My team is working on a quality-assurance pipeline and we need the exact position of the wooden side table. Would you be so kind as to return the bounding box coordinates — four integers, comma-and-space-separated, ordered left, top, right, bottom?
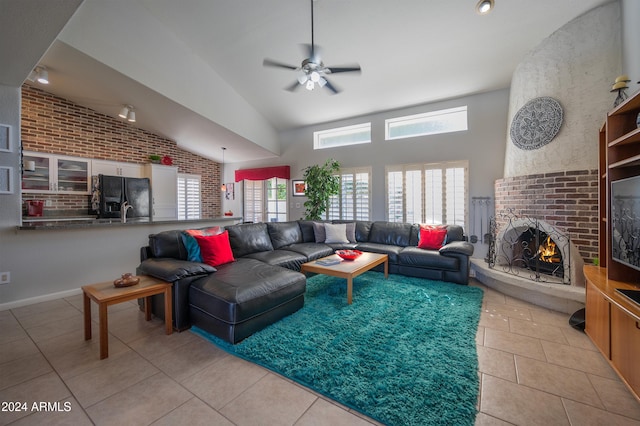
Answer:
82, 275, 172, 359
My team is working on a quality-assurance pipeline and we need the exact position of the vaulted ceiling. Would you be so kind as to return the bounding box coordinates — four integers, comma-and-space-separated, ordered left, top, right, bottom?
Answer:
2, 0, 612, 162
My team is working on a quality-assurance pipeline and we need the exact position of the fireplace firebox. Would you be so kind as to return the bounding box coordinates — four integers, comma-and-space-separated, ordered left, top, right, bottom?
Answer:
488, 209, 571, 284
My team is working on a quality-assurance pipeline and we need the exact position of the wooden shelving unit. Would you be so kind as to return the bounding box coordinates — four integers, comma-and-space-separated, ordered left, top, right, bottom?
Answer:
588, 90, 640, 403
600, 90, 640, 282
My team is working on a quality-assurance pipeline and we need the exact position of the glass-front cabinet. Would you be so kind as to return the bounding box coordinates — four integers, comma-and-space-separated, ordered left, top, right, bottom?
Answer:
22, 152, 91, 194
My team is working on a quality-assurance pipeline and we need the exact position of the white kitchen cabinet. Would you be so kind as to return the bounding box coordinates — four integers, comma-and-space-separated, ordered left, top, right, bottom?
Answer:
92, 159, 143, 178
22, 152, 91, 194
144, 164, 178, 221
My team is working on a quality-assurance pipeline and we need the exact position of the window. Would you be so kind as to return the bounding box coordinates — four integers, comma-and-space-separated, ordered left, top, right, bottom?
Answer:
385, 106, 468, 140
386, 161, 467, 227
177, 174, 201, 220
244, 180, 263, 223
266, 177, 287, 222
327, 167, 371, 220
243, 177, 287, 223
314, 123, 371, 150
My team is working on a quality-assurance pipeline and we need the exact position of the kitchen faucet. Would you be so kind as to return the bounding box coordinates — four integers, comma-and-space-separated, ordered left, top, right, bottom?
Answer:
120, 201, 133, 223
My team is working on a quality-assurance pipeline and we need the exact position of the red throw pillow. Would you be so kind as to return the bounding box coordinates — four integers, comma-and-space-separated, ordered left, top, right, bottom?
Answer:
418, 225, 448, 250
193, 231, 235, 267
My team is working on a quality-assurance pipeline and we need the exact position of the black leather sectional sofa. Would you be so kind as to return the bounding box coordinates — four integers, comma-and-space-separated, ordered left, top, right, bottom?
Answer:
137, 220, 474, 343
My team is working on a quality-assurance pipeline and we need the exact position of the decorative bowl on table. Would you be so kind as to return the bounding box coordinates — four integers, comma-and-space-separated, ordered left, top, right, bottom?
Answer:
335, 249, 363, 261
113, 273, 140, 288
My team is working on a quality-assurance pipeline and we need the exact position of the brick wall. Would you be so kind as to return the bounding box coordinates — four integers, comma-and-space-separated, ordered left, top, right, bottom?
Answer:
21, 85, 221, 217
494, 170, 599, 262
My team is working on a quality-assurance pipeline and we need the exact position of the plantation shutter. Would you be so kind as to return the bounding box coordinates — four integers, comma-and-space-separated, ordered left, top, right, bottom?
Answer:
244, 180, 263, 223
177, 174, 201, 220
327, 168, 371, 220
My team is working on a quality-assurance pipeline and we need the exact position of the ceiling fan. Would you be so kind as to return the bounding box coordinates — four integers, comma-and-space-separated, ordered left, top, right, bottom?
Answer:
263, 0, 361, 94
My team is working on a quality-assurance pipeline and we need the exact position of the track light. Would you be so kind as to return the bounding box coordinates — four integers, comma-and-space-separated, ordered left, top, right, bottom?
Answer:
118, 105, 136, 122
29, 66, 49, 84
476, 0, 494, 15
118, 106, 129, 119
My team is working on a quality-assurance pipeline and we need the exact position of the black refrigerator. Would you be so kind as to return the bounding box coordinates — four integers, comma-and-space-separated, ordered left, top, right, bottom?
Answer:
97, 174, 151, 219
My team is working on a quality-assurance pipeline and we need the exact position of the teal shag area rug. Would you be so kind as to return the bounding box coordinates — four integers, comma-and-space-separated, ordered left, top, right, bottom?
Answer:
192, 271, 484, 426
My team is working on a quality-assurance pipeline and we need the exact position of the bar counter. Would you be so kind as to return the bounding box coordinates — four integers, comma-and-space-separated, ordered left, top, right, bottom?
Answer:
18, 216, 243, 230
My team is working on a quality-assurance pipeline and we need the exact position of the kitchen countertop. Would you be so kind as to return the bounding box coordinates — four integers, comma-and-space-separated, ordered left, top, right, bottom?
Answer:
18, 216, 243, 230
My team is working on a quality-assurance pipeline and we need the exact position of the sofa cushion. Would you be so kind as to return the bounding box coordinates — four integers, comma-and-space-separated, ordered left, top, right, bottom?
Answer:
324, 223, 349, 243
418, 225, 448, 250
244, 249, 307, 271
138, 258, 216, 282
313, 221, 326, 242
355, 242, 404, 263
445, 224, 465, 242
330, 221, 357, 243
368, 222, 414, 247
298, 220, 318, 243
284, 243, 334, 260
189, 258, 306, 325
399, 246, 459, 270
355, 221, 373, 242
267, 221, 303, 249
149, 230, 188, 260
226, 222, 274, 258
194, 231, 235, 267
182, 226, 223, 262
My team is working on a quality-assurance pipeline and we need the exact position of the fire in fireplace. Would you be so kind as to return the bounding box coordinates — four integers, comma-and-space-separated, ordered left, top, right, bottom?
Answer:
514, 228, 564, 278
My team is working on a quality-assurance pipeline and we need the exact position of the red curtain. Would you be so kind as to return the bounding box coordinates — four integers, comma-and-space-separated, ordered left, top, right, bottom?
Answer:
234, 165, 290, 182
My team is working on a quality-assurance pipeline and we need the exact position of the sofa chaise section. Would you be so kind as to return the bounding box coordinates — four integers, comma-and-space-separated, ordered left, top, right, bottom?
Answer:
189, 258, 306, 344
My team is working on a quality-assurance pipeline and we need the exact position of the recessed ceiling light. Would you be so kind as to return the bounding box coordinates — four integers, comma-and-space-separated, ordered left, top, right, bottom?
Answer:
476, 0, 494, 15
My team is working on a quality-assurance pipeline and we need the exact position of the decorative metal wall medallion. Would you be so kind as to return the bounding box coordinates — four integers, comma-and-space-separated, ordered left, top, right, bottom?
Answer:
510, 97, 563, 150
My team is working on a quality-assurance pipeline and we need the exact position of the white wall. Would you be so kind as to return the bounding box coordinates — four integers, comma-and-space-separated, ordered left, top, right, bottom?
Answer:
225, 89, 510, 260
504, 2, 622, 177
622, 0, 640, 94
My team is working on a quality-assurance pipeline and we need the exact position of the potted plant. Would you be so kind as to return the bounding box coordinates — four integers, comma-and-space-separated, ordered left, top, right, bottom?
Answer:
302, 158, 341, 220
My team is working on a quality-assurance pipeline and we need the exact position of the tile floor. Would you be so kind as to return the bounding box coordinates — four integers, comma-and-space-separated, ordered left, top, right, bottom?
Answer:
1, 279, 640, 425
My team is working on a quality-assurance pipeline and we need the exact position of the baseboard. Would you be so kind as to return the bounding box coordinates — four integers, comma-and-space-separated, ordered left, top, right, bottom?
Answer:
0, 288, 83, 311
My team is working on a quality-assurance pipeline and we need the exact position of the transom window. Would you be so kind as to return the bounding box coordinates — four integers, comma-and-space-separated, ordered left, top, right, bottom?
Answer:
386, 161, 467, 227
385, 106, 468, 140
314, 123, 371, 150
327, 167, 371, 220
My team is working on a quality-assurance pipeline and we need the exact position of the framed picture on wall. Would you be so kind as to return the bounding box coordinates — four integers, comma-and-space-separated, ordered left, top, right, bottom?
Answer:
0, 124, 10, 152
292, 180, 306, 196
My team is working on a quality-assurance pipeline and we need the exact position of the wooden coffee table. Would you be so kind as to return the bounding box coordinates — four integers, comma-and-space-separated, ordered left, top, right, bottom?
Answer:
300, 252, 388, 304
82, 275, 172, 359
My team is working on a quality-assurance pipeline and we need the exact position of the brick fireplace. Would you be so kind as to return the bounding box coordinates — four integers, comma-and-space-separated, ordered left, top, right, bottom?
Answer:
472, 169, 598, 313
494, 169, 599, 263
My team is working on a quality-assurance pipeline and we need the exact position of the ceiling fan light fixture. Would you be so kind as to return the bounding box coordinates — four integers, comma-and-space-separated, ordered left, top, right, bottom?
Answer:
310, 71, 321, 83
306, 80, 315, 91
318, 77, 327, 88
476, 0, 494, 15
297, 73, 308, 85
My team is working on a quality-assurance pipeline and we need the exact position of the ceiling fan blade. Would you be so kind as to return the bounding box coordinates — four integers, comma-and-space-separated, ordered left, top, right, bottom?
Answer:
263, 58, 298, 70
301, 43, 322, 63
285, 80, 302, 92
326, 65, 362, 74
323, 78, 340, 95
